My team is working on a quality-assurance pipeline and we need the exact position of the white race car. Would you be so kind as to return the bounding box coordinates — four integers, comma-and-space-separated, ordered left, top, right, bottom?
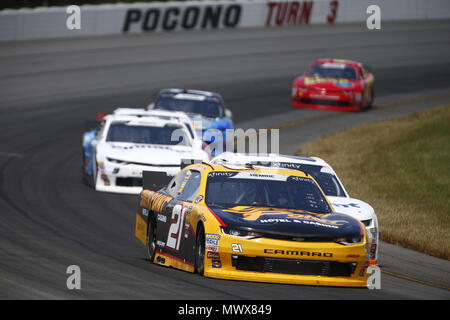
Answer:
210, 152, 379, 262
82, 108, 209, 194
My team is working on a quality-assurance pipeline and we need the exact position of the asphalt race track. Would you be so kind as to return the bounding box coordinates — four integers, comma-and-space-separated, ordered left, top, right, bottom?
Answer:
0, 20, 450, 299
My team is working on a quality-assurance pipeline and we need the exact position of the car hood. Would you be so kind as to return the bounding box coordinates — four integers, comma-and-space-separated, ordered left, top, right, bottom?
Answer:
295, 76, 360, 91
328, 196, 375, 222
98, 142, 208, 165
207, 205, 362, 239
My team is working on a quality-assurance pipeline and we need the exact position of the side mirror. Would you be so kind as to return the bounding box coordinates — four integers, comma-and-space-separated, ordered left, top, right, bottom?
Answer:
225, 108, 232, 119
147, 102, 155, 110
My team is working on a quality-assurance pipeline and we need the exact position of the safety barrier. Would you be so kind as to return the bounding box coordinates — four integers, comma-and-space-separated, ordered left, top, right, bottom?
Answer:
0, 0, 449, 41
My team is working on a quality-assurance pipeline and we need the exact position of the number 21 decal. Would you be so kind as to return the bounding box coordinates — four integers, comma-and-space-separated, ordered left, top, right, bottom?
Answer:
166, 204, 187, 251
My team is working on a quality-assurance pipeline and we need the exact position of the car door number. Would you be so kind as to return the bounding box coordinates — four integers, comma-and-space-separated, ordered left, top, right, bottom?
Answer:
166, 204, 187, 251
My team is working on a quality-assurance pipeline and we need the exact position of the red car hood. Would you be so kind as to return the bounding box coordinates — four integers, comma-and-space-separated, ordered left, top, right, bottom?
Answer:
295, 76, 361, 92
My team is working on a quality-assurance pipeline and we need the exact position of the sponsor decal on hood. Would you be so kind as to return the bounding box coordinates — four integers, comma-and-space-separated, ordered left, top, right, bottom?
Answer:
208, 205, 362, 238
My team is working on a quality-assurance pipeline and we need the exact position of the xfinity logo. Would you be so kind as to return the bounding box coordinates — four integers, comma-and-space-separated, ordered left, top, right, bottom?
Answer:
264, 249, 333, 257
123, 5, 242, 33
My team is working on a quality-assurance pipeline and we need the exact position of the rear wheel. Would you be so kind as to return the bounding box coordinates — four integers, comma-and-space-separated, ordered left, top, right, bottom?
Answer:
81, 154, 90, 186
147, 216, 157, 263
195, 224, 205, 275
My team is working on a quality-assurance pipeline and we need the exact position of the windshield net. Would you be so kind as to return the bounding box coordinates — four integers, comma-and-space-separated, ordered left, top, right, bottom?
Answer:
306, 63, 358, 80
154, 96, 222, 118
106, 123, 191, 146
205, 172, 332, 213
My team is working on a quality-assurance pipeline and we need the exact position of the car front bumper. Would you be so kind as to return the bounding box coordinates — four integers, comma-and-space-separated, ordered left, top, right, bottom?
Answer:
291, 89, 363, 111
95, 160, 179, 194
204, 233, 370, 287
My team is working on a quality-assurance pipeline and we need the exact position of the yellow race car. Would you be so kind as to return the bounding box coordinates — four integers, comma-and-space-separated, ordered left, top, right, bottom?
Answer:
135, 161, 370, 287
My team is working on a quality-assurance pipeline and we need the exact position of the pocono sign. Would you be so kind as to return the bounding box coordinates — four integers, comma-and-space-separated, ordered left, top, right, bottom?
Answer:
121, 1, 341, 33
122, 4, 242, 32
3, 0, 449, 41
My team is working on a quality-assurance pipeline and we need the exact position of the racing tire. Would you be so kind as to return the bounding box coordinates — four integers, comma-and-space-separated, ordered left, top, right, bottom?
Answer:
81, 154, 90, 186
146, 215, 157, 263
92, 158, 98, 189
195, 224, 206, 275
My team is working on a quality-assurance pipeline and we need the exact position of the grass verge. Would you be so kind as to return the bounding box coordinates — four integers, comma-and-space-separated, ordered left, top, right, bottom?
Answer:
296, 105, 450, 260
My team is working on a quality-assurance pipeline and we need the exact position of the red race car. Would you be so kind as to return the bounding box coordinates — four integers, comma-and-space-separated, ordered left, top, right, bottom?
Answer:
291, 59, 374, 111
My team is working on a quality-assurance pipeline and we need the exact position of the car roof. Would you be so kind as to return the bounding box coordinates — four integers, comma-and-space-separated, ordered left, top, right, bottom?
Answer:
104, 113, 187, 128
186, 162, 312, 179
211, 152, 332, 169
313, 58, 362, 68
113, 108, 192, 122
157, 88, 223, 101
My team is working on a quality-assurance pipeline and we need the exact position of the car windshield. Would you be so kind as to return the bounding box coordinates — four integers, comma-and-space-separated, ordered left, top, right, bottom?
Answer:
106, 122, 191, 146
306, 63, 359, 80
205, 172, 332, 213
154, 96, 223, 118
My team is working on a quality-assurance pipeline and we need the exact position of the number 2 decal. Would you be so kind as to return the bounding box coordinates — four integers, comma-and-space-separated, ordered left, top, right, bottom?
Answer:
166, 204, 186, 251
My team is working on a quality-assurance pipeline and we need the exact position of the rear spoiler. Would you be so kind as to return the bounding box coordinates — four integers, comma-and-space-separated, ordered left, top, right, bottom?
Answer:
142, 171, 172, 191
84, 113, 109, 131
142, 159, 207, 191
180, 158, 204, 170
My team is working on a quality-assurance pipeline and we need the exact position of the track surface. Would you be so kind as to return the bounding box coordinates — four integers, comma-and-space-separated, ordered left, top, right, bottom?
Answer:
0, 20, 450, 299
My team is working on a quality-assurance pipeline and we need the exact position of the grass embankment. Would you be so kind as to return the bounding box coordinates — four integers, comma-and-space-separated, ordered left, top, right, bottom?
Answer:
296, 105, 450, 260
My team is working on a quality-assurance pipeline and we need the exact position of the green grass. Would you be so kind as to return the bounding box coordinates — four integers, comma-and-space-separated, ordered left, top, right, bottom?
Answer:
296, 105, 450, 260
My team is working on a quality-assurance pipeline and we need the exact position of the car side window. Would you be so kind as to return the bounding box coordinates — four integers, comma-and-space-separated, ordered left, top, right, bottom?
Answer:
166, 170, 188, 197
177, 171, 202, 202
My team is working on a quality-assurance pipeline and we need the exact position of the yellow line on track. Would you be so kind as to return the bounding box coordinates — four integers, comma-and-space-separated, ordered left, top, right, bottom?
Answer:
381, 270, 450, 291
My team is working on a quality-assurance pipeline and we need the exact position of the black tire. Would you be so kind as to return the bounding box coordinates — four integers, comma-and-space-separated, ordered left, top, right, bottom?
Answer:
81, 154, 90, 186
91, 158, 98, 188
195, 224, 206, 275
146, 216, 157, 263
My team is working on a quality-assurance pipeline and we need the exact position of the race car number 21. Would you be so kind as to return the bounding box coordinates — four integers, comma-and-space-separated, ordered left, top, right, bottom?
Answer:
166, 204, 187, 251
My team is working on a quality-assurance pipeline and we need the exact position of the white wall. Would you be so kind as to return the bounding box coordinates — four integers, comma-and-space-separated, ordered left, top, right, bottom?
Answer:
0, 0, 449, 42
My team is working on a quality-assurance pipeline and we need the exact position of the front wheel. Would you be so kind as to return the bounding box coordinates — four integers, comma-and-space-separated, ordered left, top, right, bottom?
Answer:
195, 224, 205, 275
